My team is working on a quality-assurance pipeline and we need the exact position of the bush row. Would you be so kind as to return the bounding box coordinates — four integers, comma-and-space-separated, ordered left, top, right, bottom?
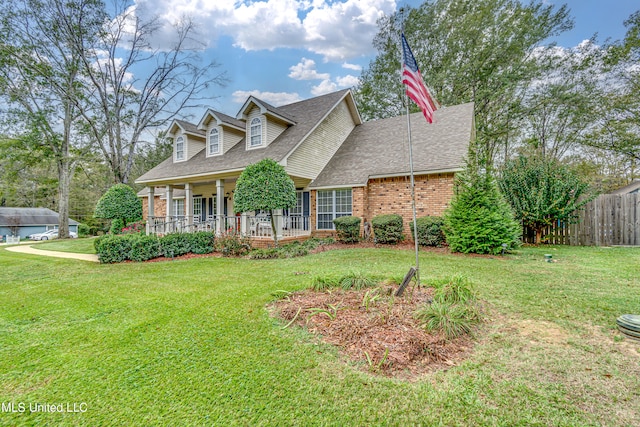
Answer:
331, 214, 445, 246
248, 238, 334, 259
95, 232, 215, 264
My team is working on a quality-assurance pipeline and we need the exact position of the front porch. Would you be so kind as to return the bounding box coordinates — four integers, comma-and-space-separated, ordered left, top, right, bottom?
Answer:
146, 213, 311, 241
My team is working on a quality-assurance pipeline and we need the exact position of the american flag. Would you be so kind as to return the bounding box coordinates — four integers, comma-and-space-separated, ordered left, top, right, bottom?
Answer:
401, 33, 438, 123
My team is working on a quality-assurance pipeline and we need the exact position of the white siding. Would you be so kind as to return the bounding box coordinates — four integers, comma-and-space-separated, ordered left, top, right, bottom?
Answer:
222, 128, 244, 155
186, 135, 205, 160
266, 119, 288, 145
285, 100, 356, 179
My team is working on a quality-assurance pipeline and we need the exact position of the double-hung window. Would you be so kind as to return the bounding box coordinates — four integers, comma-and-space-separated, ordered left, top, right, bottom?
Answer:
175, 136, 185, 161
317, 189, 352, 230
193, 196, 203, 221
173, 199, 185, 217
250, 117, 262, 147
209, 128, 220, 155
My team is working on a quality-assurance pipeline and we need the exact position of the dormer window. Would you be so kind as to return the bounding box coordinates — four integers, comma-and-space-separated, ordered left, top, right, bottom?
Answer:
250, 117, 263, 147
175, 136, 185, 161
208, 128, 220, 155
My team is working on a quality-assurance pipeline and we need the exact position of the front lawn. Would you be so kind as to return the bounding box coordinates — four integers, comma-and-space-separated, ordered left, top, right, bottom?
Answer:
0, 245, 638, 426
33, 237, 96, 254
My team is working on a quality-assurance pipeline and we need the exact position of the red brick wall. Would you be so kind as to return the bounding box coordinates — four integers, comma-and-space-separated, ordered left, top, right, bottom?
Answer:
309, 173, 455, 241
141, 196, 166, 220
366, 173, 455, 238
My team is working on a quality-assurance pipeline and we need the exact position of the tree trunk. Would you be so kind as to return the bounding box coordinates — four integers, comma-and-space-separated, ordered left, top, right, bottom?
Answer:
535, 228, 542, 245
57, 157, 72, 239
269, 209, 279, 247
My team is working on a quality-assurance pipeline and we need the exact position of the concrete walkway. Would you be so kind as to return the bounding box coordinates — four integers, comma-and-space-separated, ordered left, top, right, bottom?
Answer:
4, 244, 99, 262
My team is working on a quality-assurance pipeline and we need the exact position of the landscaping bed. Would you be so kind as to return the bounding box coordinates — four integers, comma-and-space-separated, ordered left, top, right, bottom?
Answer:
272, 282, 479, 378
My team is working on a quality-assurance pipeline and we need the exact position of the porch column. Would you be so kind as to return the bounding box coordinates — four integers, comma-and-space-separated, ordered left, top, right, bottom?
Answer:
165, 185, 174, 234
216, 179, 225, 234
146, 186, 155, 234
240, 212, 249, 236
185, 183, 192, 228
274, 208, 283, 239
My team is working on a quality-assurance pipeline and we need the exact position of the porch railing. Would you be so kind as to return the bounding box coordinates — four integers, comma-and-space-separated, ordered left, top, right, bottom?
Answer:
147, 214, 310, 239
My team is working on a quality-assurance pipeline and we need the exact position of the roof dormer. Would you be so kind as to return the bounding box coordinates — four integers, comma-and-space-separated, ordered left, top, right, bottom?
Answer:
167, 119, 206, 162
197, 110, 245, 157
236, 97, 297, 150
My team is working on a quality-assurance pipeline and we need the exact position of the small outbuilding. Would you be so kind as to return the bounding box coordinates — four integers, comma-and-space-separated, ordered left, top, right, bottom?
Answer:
0, 207, 79, 239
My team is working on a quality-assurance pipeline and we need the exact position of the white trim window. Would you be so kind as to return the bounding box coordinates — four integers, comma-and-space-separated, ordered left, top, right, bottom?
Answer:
193, 196, 202, 220
208, 128, 220, 155
317, 189, 352, 230
250, 117, 262, 147
173, 199, 185, 217
175, 136, 185, 161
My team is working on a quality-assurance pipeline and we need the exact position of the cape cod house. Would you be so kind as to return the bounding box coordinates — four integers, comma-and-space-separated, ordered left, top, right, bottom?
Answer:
135, 89, 473, 243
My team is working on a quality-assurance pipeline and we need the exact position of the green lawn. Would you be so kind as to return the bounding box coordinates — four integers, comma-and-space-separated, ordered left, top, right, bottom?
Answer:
1, 245, 639, 426
32, 237, 96, 254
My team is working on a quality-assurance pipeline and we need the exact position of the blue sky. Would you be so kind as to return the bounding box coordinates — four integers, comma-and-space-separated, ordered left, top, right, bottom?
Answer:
128, 0, 638, 119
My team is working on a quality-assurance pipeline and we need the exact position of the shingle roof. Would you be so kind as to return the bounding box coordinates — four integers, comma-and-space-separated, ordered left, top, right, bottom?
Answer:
175, 119, 205, 137
310, 102, 474, 188
136, 89, 352, 183
0, 207, 80, 226
214, 111, 246, 130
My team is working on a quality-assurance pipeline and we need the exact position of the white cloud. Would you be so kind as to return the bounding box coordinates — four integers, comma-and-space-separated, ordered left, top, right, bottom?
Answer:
342, 62, 362, 71
311, 79, 338, 95
336, 74, 360, 87
289, 58, 331, 80
232, 90, 302, 106
131, 0, 399, 61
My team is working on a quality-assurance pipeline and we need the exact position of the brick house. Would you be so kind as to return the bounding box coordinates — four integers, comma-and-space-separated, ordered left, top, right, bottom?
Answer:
135, 89, 473, 242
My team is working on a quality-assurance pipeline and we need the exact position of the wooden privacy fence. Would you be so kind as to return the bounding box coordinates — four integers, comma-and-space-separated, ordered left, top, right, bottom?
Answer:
522, 194, 640, 246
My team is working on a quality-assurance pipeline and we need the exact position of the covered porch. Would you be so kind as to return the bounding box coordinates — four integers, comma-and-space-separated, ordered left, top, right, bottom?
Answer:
142, 174, 312, 241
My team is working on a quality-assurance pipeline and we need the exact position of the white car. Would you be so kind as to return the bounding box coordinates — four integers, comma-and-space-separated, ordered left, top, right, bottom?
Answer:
28, 230, 78, 240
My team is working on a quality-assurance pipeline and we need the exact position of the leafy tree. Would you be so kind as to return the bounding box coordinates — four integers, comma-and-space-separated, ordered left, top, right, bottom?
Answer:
233, 159, 296, 246
0, 0, 102, 238
95, 184, 142, 234
498, 155, 594, 244
356, 0, 572, 167
444, 164, 521, 255
72, 0, 227, 184
584, 11, 640, 165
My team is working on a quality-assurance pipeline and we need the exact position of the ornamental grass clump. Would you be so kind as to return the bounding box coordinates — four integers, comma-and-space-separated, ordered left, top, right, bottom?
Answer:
416, 274, 482, 340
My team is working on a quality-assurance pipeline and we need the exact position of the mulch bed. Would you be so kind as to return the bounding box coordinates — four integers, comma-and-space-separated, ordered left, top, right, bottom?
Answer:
270, 284, 477, 379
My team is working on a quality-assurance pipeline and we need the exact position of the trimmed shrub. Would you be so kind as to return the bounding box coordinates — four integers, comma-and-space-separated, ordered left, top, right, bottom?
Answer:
159, 233, 192, 257
109, 218, 125, 235
96, 235, 134, 264
371, 214, 404, 244
333, 216, 361, 243
129, 235, 161, 262
95, 184, 143, 227
410, 216, 445, 247
189, 231, 216, 254
215, 231, 252, 257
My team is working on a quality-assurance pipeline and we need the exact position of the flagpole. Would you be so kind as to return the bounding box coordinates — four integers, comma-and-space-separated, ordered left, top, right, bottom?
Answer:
405, 96, 421, 287
400, 19, 421, 286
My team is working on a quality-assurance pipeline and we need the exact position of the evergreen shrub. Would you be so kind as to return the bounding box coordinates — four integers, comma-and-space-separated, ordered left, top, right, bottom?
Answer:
333, 216, 361, 243
371, 214, 403, 244
410, 216, 445, 246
